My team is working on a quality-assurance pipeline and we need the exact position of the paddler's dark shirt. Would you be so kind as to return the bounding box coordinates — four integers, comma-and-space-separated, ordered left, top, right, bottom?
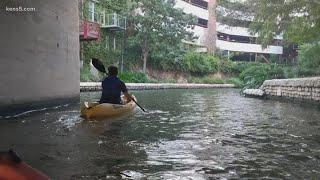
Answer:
99, 76, 128, 104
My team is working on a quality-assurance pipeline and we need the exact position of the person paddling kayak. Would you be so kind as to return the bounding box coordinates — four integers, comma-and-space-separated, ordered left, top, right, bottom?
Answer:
99, 65, 133, 104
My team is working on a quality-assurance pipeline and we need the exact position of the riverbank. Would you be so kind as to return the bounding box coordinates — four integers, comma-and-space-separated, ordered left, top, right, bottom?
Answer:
80, 82, 235, 92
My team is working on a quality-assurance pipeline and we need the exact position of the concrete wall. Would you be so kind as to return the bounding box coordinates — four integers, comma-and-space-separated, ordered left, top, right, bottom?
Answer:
261, 77, 320, 102
0, 0, 80, 112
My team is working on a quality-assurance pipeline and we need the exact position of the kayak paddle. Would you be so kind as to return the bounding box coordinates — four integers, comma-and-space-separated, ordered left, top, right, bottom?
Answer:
91, 58, 146, 112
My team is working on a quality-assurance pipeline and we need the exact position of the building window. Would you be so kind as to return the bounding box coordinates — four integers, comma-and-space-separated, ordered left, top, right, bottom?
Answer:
182, 0, 208, 10
217, 32, 282, 46
197, 18, 208, 28
191, 0, 208, 9
88, 1, 95, 22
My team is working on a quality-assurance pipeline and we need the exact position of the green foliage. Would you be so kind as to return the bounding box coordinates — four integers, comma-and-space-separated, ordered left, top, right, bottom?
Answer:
99, 0, 128, 13
80, 65, 102, 82
187, 76, 225, 84
218, 0, 320, 46
297, 43, 320, 77
217, 0, 253, 28
283, 66, 298, 79
119, 71, 149, 83
248, 0, 320, 46
239, 63, 284, 88
179, 52, 239, 75
81, 31, 122, 66
149, 44, 189, 72
219, 59, 237, 74
240, 65, 268, 89
184, 52, 214, 74
187, 76, 243, 87
225, 77, 244, 88
232, 62, 257, 74
127, 0, 197, 72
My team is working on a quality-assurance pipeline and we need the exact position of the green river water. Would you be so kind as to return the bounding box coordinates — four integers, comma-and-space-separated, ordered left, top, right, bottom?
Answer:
0, 89, 320, 179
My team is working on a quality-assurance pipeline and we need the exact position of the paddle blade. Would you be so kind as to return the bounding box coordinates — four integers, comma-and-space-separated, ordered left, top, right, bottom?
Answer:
92, 58, 107, 74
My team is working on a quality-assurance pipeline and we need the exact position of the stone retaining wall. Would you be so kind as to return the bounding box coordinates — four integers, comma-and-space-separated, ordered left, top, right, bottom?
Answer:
261, 77, 320, 102
80, 82, 235, 92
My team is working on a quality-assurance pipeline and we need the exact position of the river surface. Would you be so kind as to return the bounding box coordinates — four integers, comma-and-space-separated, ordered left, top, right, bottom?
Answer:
0, 89, 320, 179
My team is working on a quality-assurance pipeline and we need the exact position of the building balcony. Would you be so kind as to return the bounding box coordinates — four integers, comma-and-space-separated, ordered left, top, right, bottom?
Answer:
216, 40, 283, 54
175, 0, 209, 20
217, 22, 283, 39
79, 20, 100, 41
100, 13, 126, 31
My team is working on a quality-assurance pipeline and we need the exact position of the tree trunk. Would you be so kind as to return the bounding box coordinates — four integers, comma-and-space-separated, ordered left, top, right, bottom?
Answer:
142, 49, 148, 73
141, 40, 148, 73
206, 0, 217, 55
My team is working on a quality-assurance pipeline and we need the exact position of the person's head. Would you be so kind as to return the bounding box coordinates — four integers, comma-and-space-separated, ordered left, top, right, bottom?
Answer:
108, 66, 118, 76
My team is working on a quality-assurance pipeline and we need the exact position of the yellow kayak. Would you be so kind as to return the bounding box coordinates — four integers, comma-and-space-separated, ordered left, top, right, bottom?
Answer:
80, 95, 137, 119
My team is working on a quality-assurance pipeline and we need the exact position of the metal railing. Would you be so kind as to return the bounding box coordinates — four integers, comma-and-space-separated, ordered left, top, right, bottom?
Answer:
101, 13, 126, 30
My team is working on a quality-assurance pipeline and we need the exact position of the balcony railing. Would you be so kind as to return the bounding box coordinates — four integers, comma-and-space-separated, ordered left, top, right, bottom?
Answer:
100, 13, 126, 30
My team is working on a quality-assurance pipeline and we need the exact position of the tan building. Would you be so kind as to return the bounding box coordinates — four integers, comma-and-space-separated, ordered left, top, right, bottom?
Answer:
175, 0, 284, 61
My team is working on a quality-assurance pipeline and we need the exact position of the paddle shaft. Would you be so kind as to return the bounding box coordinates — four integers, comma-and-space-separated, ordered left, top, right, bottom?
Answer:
131, 98, 146, 112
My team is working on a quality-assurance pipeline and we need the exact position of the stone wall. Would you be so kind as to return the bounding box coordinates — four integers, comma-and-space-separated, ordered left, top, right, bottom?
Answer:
261, 77, 320, 102
0, 0, 80, 114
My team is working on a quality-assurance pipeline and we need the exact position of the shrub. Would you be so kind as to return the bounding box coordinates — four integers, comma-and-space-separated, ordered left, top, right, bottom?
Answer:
225, 77, 244, 88
119, 71, 149, 83
233, 62, 259, 74
187, 76, 226, 84
283, 66, 298, 79
239, 63, 284, 88
219, 59, 237, 74
297, 43, 320, 77
184, 52, 213, 74
80, 65, 101, 82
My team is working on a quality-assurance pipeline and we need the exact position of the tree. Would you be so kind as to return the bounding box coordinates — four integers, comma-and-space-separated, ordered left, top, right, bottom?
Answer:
127, 0, 196, 73
217, 0, 320, 47
249, 0, 320, 46
297, 43, 320, 76
80, 0, 128, 66
216, 0, 254, 28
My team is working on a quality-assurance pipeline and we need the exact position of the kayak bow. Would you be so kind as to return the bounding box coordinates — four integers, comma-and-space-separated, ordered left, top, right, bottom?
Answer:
0, 150, 49, 180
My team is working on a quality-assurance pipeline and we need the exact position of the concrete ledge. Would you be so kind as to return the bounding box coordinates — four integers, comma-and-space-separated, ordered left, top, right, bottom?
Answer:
80, 82, 235, 92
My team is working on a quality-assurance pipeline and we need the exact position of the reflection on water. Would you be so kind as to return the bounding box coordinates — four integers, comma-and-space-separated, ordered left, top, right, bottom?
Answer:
0, 89, 320, 179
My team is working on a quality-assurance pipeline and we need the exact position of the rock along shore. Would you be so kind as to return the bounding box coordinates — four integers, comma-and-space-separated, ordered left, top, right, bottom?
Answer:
80, 82, 235, 92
